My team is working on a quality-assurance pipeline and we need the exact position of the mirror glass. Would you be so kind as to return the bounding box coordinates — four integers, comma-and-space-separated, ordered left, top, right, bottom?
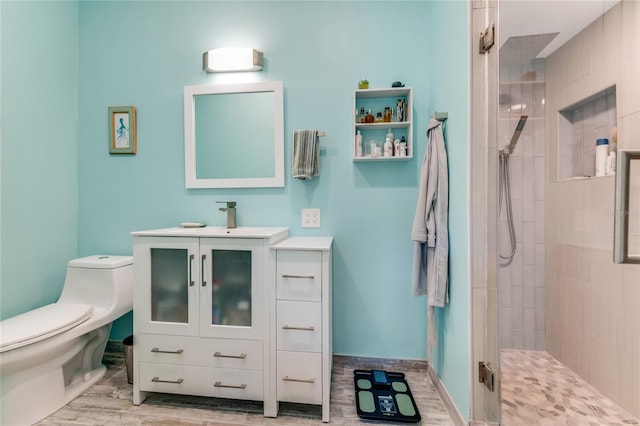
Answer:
184, 81, 284, 188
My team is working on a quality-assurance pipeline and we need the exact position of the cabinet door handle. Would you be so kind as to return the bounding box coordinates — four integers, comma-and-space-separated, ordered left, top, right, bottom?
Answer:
201, 254, 207, 286
282, 325, 315, 331
152, 376, 184, 384
189, 254, 195, 286
151, 347, 184, 354
213, 351, 247, 359
214, 381, 247, 389
282, 274, 315, 279
282, 376, 315, 384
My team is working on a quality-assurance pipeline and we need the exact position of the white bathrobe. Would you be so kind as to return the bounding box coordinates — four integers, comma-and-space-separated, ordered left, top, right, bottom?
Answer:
411, 117, 449, 356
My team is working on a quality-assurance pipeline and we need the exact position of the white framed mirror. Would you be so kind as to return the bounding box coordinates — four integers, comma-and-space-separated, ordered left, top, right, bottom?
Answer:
184, 81, 284, 188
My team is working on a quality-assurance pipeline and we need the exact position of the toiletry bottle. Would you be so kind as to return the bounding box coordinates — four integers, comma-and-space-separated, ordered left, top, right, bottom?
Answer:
595, 138, 609, 177
393, 138, 400, 157
359, 106, 366, 123
375, 112, 383, 123
386, 128, 394, 154
365, 109, 375, 123
606, 151, 616, 175
384, 136, 393, 157
355, 130, 363, 157
400, 136, 407, 157
384, 106, 391, 122
396, 99, 403, 122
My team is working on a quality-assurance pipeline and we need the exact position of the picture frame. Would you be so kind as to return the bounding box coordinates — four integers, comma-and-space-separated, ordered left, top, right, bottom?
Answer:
109, 106, 136, 154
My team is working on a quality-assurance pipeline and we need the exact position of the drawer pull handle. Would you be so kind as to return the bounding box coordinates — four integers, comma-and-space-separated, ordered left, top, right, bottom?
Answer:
282, 274, 315, 279
283, 376, 315, 384
151, 347, 184, 354
282, 325, 315, 331
152, 376, 184, 384
214, 381, 247, 389
213, 352, 247, 359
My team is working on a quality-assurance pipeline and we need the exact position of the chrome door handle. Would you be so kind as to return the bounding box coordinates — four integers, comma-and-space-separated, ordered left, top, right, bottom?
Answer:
189, 254, 195, 286
213, 352, 247, 359
214, 381, 247, 389
201, 254, 207, 286
282, 274, 314, 279
151, 347, 184, 354
282, 325, 315, 331
282, 376, 315, 384
152, 376, 184, 384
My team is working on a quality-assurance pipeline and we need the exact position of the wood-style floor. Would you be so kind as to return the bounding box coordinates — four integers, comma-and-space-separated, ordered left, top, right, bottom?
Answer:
36, 342, 455, 425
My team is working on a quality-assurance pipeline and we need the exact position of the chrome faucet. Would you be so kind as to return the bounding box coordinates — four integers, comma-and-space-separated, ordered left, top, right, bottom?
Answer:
217, 201, 237, 228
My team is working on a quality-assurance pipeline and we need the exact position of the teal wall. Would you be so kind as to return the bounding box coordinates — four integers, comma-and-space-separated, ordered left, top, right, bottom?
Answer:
428, 1, 471, 419
0, 1, 79, 320
1, 0, 469, 420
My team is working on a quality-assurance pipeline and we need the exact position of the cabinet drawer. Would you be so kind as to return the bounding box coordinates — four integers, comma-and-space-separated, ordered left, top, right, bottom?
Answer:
276, 301, 321, 352
139, 362, 264, 401
277, 251, 322, 302
137, 334, 263, 370
277, 351, 322, 404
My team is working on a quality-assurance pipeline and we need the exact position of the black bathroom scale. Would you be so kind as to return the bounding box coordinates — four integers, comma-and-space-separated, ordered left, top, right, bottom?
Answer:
354, 369, 421, 423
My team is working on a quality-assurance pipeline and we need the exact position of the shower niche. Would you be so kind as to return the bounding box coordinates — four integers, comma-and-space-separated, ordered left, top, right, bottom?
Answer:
557, 85, 617, 180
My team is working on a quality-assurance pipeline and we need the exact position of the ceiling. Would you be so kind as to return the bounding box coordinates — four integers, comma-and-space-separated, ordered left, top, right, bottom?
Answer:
500, 0, 620, 59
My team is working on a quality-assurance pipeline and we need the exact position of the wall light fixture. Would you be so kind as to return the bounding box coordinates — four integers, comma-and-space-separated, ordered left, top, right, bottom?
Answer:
203, 48, 264, 73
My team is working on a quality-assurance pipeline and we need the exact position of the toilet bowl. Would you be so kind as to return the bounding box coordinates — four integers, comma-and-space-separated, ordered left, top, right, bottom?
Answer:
0, 255, 133, 425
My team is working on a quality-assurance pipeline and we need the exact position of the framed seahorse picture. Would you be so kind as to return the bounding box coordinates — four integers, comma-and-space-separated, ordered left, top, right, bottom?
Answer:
109, 106, 137, 154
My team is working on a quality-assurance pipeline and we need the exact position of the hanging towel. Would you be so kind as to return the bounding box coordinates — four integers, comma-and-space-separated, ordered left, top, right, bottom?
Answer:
411, 117, 449, 358
292, 129, 320, 180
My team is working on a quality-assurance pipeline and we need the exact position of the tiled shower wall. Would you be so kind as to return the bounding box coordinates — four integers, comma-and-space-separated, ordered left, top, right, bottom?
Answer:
545, 1, 640, 417
498, 61, 546, 350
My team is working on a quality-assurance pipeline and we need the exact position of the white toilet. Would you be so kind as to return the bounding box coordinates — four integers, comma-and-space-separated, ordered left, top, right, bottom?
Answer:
0, 255, 134, 426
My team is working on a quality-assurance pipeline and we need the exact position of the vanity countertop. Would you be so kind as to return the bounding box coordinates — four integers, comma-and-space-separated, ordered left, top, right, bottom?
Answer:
271, 236, 333, 251
132, 226, 289, 240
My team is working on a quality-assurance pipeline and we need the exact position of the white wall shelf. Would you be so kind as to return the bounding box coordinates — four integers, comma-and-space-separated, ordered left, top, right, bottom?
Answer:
353, 87, 413, 161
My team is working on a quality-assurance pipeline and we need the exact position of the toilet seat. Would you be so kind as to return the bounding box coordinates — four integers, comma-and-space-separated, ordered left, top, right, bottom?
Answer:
0, 303, 93, 353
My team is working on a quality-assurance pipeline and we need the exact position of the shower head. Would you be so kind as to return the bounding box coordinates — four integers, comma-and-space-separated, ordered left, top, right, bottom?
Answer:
503, 115, 528, 156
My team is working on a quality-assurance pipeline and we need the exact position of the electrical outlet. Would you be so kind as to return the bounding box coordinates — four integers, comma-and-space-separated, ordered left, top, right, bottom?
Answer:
301, 208, 321, 228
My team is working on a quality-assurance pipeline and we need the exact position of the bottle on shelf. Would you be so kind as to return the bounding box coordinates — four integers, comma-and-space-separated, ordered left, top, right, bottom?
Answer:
384, 137, 393, 157
384, 106, 391, 122
375, 112, 383, 123
400, 136, 407, 157
359, 106, 366, 123
365, 109, 375, 123
355, 130, 363, 157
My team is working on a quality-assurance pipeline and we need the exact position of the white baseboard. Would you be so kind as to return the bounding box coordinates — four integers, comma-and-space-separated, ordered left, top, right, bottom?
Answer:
427, 363, 467, 426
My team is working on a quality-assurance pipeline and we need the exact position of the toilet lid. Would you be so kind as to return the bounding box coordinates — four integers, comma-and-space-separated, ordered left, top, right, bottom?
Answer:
0, 303, 93, 353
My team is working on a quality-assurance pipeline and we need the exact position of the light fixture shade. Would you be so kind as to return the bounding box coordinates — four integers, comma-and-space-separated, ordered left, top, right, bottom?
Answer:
203, 48, 264, 73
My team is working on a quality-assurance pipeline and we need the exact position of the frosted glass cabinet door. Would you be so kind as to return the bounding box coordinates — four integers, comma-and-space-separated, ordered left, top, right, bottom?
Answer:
210, 249, 252, 327
134, 237, 200, 336
200, 238, 264, 340
151, 248, 190, 324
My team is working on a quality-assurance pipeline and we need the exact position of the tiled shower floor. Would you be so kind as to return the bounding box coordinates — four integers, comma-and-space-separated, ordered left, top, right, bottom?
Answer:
501, 349, 639, 425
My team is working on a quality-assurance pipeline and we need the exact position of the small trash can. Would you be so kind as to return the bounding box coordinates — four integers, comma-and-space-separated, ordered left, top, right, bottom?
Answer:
123, 335, 133, 384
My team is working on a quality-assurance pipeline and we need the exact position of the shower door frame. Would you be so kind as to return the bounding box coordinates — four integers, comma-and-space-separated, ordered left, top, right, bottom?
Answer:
469, 0, 501, 424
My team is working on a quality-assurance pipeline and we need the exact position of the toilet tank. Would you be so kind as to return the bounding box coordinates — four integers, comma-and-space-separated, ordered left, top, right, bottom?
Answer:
57, 255, 134, 316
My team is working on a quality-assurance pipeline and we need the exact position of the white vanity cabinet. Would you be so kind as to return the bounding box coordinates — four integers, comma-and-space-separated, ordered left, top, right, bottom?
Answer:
131, 227, 288, 414
269, 237, 333, 422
